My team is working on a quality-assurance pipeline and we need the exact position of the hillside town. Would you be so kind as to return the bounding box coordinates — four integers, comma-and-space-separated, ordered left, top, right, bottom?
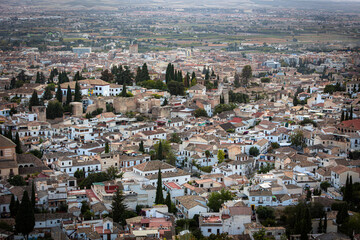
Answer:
0, 44, 359, 240
1, 0, 360, 238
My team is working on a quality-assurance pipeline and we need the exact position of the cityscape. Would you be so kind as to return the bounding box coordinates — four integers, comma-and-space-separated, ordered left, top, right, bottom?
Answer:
0, 0, 360, 239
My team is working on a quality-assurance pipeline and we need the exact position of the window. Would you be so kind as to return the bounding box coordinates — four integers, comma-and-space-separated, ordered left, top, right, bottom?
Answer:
208, 229, 211, 233
0, 150, 3, 156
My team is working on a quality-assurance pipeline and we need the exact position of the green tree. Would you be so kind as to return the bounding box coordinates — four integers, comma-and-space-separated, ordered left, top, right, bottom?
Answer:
10, 194, 16, 217
207, 189, 233, 212
8, 175, 26, 186
121, 83, 127, 97
46, 100, 63, 119
100, 69, 114, 82
336, 205, 349, 225
234, 73, 240, 88
249, 146, 260, 157
205, 150, 211, 167
74, 81, 82, 102
349, 105, 353, 120
66, 85, 72, 105
106, 166, 123, 180
139, 140, 145, 152
15, 132, 23, 154
320, 181, 331, 192
15, 191, 35, 239
241, 65, 252, 86
155, 169, 164, 204
43, 86, 53, 100
105, 142, 110, 153
290, 130, 306, 149
217, 150, 225, 163
81, 200, 90, 215
165, 192, 172, 211
29, 90, 40, 111
253, 228, 275, 240
167, 80, 184, 96
170, 133, 182, 143
56, 84, 62, 103
157, 141, 163, 160
31, 181, 36, 209
194, 108, 208, 118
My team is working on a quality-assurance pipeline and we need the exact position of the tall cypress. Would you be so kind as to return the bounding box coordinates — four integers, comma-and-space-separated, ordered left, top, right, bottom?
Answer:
29, 90, 40, 111
10, 194, 16, 217
165, 192, 172, 212
111, 188, 127, 226
56, 84, 63, 103
66, 85, 72, 105
15, 191, 35, 239
157, 141, 163, 160
31, 181, 36, 209
139, 141, 144, 153
341, 111, 344, 122
350, 105, 353, 120
15, 132, 23, 154
155, 169, 164, 204
121, 83, 127, 97
74, 81, 82, 102
141, 63, 150, 81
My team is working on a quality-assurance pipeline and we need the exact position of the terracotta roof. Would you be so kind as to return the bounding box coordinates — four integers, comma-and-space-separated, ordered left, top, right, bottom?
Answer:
134, 160, 175, 172
0, 135, 16, 148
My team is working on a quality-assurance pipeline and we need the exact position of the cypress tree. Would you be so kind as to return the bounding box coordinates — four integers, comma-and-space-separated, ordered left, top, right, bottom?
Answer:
341, 111, 344, 122
139, 141, 144, 153
29, 90, 40, 111
15, 132, 22, 154
10, 194, 16, 217
74, 81, 82, 102
66, 85, 72, 105
336, 205, 349, 225
56, 84, 63, 103
165, 192, 171, 211
155, 169, 164, 204
192, 71, 196, 80
157, 141, 163, 160
318, 217, 323, 233
141, 63, 150, 81
43, 86, 53, 100
105, 142, 110, 153
344, 175, 350, 202
15, 191, 35, 239
31, 181, 36, 209
345, 111, 349, 121
349, 175, 353, 202
135, 66, 142, 83
302, 206, 312, 240
350, 105, 353, 120
121, 83, 127, 97
111, 188, 127, 226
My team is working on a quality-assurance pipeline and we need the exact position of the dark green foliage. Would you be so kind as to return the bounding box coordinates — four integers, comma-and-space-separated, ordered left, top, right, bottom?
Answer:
167, 80, 184, 95
100, 69, 114, 82
74, 71, 84, 81
241, 65, 252, 86
300, 118, 317, 127
349, 150, 360, 160
324, 83, 345, 94
271, 142, 280, 149
336, 205, 349, 225
111, 189, 127, 226
79, 172, 111, 189
58, 71, 69, 84
46, 100, 63, 119
105, 142, 110, 153
29, 90, 40, 111
306, 189, 312, 201
258, 163, 274, 174
249, 146, 260, 157
320, 181, 331, 192
155, 169, 164, 204
253, 228, 275, 240
74, 81, 82, 102
280, 202, 312, 238
349, 105, 353, 120
113, 65, 134, 85
56, 84, 63, 103
66, 85, 72, 105
81, 200, 90, 215
194, 108, 208, 118
261, 77, 271, 83
43, 86, 53, 100
214, 103, 237, 115
15, 191, 35, 238
290, 130, 306, 149
207, 189, 233, 212
139, 141, 145, 152
10, 194, 16, 217
15, 132, 22, 154
234, 72, 240, 88
35, 71, 46, 84
74, 169, 85, 179
229, 90, 249, 103
31, 181, 36, 209
256, 206, 275, 221
170, 133, 182, 144
135, 63, 150, 83
139, 80, 167, 91
157, 141, 163, 160
8, 175, 26, 186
